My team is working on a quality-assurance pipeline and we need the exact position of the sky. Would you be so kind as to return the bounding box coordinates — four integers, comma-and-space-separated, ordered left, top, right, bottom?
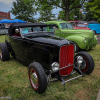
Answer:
0, 0, 62, 19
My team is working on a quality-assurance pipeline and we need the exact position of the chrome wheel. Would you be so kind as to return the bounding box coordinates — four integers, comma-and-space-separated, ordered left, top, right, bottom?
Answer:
75, 56, 88, 72
74, 52, 94, 74
29, 68, 39, 90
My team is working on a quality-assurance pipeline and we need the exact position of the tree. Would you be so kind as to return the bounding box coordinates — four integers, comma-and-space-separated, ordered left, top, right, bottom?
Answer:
59, 8, 84, 21
36, 0, 85, 21
35, 0, 55, 22
10, 0, 36, 22
84, 0, 100, 22
38, 3, 55, 21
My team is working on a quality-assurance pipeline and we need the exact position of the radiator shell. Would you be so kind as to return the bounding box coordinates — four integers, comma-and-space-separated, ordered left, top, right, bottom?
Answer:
59, 45, 74, 76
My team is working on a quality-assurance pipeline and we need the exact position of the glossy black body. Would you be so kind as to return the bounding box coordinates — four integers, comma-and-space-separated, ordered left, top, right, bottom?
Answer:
5, 23, 73, 70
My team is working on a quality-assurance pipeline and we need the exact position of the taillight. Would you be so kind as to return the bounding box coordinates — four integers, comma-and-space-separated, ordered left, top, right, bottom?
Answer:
59, 45, 74, 76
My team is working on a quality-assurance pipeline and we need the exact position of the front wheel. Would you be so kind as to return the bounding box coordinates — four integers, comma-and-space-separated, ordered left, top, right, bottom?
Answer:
28, 62, 47, 94
74, 52, 94, 74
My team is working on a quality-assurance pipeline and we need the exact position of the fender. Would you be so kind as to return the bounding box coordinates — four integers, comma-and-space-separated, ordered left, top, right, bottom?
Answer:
65, 35, 87, 49
5, 41, 16, 58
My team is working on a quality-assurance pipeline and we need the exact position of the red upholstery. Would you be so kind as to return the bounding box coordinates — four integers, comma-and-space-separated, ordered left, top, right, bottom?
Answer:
13, 32, 21, 37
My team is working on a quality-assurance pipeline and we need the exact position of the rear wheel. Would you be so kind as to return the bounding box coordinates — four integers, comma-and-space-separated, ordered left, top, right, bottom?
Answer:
29, 62, 47, 94
93, 30, 96, 34
74, 52, 94, 74
0, 43, 10, 61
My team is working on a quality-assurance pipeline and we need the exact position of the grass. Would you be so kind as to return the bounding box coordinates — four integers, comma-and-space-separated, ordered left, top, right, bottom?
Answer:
0, 35, 100, 100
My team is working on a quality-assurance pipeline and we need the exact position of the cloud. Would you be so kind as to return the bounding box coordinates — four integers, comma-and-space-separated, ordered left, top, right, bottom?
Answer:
0, 0, 16, 18
0, 0, 16, 6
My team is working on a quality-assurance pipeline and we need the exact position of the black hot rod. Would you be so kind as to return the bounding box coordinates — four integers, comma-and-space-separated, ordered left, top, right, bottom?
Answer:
0, 23, 94, 94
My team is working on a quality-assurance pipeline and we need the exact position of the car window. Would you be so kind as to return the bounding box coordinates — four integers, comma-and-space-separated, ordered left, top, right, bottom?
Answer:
59, 23, 73, 29
48, 24, 59, 32
59, 23, 68, 29
67, 23, 73, 29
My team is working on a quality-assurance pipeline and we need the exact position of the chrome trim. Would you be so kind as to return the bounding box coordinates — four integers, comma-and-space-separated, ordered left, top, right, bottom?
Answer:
59, 64, 74, 70
62, 75, 82, 84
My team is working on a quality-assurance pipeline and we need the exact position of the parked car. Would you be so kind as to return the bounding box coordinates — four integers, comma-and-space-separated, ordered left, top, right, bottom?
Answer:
74, 21, 100, 34
87, 21, 100, 34
45, 21, 97, 52
68, 21, 91, 30
0, 23, 8, 35
0, 23, 94, 94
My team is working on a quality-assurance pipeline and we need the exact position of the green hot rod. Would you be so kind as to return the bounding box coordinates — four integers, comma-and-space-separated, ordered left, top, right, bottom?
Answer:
45, 21, 97, 52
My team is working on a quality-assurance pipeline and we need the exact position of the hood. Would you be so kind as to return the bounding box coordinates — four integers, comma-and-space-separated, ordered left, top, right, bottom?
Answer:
61, 29, 94, 38
30, 35, 70, 47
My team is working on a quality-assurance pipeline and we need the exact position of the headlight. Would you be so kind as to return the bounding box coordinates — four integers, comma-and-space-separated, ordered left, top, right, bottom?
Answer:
51, 62, 59, 72
77, 56, 83, 65
96, 37, 98, 40
84, 38, 86, 43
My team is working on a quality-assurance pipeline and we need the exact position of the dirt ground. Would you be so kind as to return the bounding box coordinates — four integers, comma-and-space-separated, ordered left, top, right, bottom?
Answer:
96, 34, 100, 44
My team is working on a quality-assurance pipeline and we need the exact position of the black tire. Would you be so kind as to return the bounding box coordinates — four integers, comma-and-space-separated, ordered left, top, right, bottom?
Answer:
93, 30, 96, 34
74, 42, 80, 52
74, 52, 94, 74
28, 62, 47, 94
0, 43, 10, 61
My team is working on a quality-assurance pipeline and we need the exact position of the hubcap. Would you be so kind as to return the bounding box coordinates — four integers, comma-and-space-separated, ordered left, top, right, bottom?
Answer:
75, 56, 88, 71
80, 59, 87, 70
29, 68, 39, 90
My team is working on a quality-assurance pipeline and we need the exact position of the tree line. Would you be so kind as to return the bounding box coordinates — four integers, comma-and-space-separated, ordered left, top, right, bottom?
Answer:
10, 0, 100, 22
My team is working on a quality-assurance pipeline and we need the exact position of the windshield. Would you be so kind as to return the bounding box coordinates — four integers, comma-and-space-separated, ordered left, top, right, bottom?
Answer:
59, 23, 73, 29
19, 26, 54, 38
20, 26, 48, 34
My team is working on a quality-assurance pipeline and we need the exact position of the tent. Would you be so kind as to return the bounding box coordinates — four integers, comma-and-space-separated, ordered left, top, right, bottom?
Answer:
11, 19, 26, 23
0, 19, 12, 23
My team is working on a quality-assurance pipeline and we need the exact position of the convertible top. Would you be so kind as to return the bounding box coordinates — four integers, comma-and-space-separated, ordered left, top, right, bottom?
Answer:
8, 23, 52, 36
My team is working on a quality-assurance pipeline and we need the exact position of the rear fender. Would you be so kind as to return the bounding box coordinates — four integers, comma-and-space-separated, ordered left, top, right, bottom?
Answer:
5, 41, 16, 57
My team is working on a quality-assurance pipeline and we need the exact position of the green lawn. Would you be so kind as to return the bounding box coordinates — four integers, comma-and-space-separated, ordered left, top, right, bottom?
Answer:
0, 35, 100, 100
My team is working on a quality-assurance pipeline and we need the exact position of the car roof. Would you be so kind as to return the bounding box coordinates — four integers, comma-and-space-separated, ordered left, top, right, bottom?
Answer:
9, 23, 49, 28
46, 20, 70, 24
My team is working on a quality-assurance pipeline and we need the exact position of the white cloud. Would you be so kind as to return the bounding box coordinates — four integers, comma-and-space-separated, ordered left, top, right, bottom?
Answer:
0, 0, 16, 6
